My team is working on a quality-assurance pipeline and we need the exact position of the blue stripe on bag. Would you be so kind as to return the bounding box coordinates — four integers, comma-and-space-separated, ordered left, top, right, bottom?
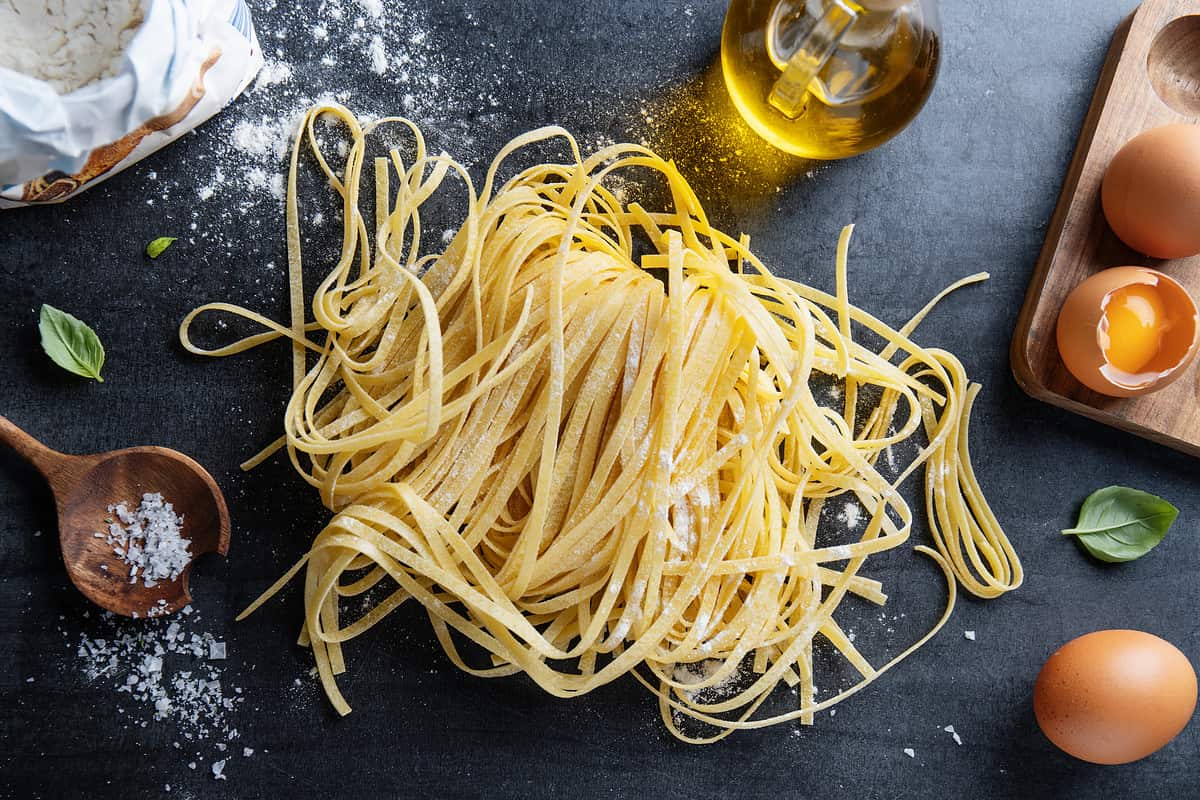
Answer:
228, 0, 253, 39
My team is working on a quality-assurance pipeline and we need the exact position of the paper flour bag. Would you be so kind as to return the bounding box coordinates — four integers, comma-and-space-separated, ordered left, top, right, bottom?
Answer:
0, 0, 262, 209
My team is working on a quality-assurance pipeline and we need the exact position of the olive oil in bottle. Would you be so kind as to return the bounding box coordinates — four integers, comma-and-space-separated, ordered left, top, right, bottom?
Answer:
721, 0, 941, 160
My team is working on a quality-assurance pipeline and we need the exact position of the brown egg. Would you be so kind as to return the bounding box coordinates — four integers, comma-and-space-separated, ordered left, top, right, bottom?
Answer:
1034, 630, 1197, 765
1056, 266, 1199, 397
1101, 124, 1200, 259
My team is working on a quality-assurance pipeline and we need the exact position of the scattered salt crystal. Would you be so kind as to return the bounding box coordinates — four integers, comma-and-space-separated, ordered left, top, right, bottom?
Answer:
212, 759, 227, 780
964, 630, 976, 641
209, 642, 227, 660
904, 748, 915, 758
243, 747, 254, 757
944, 725, 963, 745
74, 609, 247, 772
25, 677, 34, 683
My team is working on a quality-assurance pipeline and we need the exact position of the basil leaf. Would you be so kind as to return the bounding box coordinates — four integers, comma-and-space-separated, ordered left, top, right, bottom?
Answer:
1062, 485, 1178, 563
146, 237, 177, 259
38, 304, 105, 382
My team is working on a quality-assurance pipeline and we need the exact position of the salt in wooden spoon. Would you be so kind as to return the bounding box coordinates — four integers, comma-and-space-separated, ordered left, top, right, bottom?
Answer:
0, 415, 229, 618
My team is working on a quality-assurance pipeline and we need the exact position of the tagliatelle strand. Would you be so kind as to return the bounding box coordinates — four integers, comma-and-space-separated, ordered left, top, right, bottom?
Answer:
180, 102, 1021, 743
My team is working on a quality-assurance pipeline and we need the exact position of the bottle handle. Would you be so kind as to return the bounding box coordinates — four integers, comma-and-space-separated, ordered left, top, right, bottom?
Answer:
768, 0, 859, 119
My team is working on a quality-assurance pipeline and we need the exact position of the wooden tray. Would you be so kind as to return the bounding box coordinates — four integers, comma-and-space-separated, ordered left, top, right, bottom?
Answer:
1010, 0, 1200, 456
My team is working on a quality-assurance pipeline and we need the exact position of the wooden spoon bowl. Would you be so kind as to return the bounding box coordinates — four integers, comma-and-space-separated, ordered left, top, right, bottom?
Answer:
0, 416, 230, 618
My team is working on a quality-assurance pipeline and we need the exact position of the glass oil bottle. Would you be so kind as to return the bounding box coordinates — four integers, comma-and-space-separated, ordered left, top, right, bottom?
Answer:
722, 0, 941, 159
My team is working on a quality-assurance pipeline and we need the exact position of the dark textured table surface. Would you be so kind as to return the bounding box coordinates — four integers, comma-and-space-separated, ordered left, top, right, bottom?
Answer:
2, 1, 1197, 798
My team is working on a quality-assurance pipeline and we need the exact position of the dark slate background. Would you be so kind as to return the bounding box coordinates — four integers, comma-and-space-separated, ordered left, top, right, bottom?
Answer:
1, 1, 1196, 798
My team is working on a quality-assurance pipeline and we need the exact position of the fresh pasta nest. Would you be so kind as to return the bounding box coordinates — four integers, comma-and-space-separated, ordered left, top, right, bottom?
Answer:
182, 103, 1021, 743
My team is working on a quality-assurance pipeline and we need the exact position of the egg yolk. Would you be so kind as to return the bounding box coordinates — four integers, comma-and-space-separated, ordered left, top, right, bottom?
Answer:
1103, 284, 1168, 374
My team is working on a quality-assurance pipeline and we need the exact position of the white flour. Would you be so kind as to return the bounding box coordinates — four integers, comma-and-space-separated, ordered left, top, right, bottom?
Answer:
184, 0, 471, 222
368, 35, 387, 75
253, 59, 293, 90
355, 0, 383, 19
0, 0, 146, 94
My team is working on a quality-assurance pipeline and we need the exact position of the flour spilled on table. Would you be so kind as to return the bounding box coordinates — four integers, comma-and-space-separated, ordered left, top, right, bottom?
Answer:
161, 0, 713, 258
181, 0, 509, 224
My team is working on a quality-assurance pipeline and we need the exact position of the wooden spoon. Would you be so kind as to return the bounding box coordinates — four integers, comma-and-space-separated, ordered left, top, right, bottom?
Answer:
0, 415, 230, 618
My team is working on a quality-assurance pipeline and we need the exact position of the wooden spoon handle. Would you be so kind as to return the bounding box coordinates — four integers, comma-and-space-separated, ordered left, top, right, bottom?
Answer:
0, 415, 72, 480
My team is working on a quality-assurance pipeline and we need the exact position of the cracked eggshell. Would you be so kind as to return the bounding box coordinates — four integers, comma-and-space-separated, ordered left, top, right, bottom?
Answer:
1056, 266, 1199, 397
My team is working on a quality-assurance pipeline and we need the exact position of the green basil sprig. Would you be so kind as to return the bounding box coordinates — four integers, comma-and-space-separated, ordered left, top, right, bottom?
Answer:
1062, 486, 1179, 563
38, 304, 105, 382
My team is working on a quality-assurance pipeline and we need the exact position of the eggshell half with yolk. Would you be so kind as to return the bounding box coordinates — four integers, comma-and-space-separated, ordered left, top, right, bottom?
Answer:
1056, 267, 1199, 397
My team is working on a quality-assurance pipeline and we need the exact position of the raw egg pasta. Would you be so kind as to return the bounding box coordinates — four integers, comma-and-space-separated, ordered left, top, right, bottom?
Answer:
180, 103, 1022, 742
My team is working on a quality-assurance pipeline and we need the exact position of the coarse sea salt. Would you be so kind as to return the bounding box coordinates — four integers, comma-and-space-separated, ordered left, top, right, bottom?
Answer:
100, 492, 190, 588
72, 607, 247, 780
